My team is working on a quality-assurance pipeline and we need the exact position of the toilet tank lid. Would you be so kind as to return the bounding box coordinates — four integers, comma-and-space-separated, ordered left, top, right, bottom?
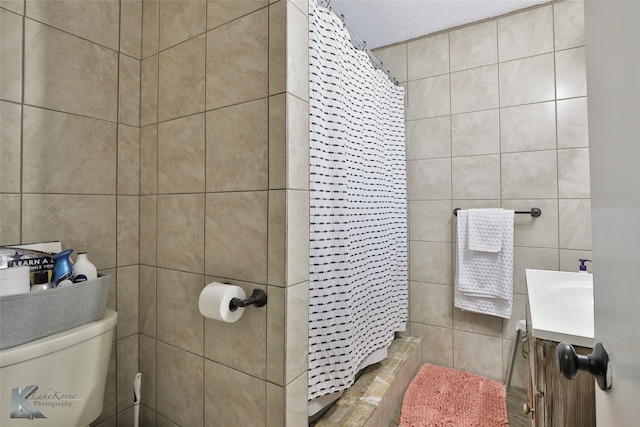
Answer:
0, 309, 117, 368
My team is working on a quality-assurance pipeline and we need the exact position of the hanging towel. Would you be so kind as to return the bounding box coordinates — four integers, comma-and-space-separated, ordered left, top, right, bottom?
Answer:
468, 209, 504, 252
455, 209, 514, 319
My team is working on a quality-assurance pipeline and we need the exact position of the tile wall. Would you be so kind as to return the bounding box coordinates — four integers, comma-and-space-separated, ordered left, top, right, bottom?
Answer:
374, 0, 591, 388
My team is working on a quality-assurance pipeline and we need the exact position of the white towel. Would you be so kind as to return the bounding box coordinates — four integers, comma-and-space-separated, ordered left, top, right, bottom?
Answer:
468, 208, 504, 252
454, 209, 514, 319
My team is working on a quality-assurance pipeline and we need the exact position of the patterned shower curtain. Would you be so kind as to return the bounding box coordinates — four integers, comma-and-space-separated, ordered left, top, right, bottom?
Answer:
308, 0, 408, 401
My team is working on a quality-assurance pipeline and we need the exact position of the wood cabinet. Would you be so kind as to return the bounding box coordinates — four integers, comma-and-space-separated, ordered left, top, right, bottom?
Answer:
525, 307, 596, 427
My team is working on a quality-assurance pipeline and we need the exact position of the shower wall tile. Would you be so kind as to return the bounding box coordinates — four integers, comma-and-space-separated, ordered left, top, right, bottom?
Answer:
0, 9, 22, 102
497, 6, 553, 62
116, 334, 139, 413
205, 191, 268, 283
266, 383, 285, 427
204, 360, 266, 427
158, 415, 180, 427
140, 125, 158, 195
158, 35, 205, 121
450, 64, 499, 114
285, 281, 309, 384
0, 101, 21, 192
142, 0, 159, 58
451, 109, 500, 156
158, 113, 206, 194
139, 335, 157, 410
286, 1, 309, 101
285, 373, 308, 426
450, 20, 497, 72
206, 99, 268, 192
558, 148, 591, 198
453, 330, 503, 381
120, 0, 142, 58
157, 269, 205, 355
513, 246, 559, 294
452, 307, 502, 338
372, 43, 408, 83
503, 199, 559, 249
139, 195, 157, 266
409, 241, 453, 285
266, 286, 285, 384
287, 94, 310, 190
501, 150, 558, 199
119, 54, 140, 126
409, 282, 452, 327
22, 194, 116, 269
156, 194, 205, 273
406, 158, 451, 200
25, 0, 120, 50
406, 74, 450, 120
268, 0, 286, 95
557, 97, 589, 148
206, 9, 268, 109
118, 125, 140, 195
408, 33, 449, 81
554, 0, 586, 51
499, 53, 555, 107
24, 19, 118, 121
116, 265, 139, 339
94, 343, 116, 424
139, 265, 157, 337
1, 0, 23, 14
559, 199, 592, 250
141, 56, 159, 126
500, 101, 556, 153
159, 0, 206, 50
452, 154, 501, 200
406, 116, 451, 160
269, 94, 286, 189
287, 190, 310, 286
408, 200, 452, 243
22, 106, 117, 194
290, 0, 308, 16
410, 323, 453, 368
117, 195, 140, 266
157, 342, 204, 427
268, 191, 286, 286
555, 46, 587, 99
0, 194, 20, 245
208, 0, 267, 30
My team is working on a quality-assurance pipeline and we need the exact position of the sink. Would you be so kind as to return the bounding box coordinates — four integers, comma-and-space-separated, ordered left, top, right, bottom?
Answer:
525, 269, 594, 347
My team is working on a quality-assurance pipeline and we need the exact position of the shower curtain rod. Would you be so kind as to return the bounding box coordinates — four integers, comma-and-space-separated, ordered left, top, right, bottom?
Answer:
317, 0, 399, 85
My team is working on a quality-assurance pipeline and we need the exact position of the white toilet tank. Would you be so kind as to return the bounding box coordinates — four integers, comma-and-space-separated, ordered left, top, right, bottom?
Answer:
0, 309, 117, 427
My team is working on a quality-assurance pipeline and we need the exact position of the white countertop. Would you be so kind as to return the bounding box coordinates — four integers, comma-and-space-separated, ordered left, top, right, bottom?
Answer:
525, 268, 595, 348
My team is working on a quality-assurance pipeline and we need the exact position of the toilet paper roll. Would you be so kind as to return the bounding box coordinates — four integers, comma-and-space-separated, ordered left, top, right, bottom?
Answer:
199, 282, 246, 323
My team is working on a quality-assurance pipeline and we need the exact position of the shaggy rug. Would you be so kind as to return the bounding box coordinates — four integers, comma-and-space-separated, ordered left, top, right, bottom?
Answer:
400, 364, 509, 427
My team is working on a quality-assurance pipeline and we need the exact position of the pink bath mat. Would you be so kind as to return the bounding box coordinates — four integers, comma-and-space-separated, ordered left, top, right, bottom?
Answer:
400, 364, 509, 427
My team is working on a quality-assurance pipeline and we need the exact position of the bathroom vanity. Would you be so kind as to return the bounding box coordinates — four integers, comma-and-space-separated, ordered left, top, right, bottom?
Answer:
524, 269, 596, 427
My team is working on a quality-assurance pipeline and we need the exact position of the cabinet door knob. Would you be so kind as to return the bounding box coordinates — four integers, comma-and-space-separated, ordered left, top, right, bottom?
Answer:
523, 402, 534, 415
555, 342, 612, 391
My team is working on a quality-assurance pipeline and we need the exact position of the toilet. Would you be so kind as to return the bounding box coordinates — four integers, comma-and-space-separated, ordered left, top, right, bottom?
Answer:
0, 309, 117, 427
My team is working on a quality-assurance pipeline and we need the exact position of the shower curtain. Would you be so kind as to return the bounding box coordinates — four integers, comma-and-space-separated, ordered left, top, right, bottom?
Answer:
308, 0, 408, 402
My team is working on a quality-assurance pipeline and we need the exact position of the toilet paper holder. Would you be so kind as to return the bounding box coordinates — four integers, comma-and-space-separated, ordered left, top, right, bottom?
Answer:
229, 289, 267, 311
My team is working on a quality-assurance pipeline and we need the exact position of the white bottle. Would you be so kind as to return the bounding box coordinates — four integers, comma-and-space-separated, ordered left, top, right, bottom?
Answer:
73, 252, 98, 282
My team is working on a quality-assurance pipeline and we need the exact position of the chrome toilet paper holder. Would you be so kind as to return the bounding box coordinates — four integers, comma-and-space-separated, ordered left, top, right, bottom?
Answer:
229, 289, 267, 311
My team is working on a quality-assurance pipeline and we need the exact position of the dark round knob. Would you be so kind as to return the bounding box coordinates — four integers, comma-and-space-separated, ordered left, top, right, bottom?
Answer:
556, 342, 580, 379
555, 342, 612, 391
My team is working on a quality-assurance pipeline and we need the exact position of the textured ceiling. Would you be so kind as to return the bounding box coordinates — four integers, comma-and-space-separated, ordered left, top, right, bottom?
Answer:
330, 0, 551, 49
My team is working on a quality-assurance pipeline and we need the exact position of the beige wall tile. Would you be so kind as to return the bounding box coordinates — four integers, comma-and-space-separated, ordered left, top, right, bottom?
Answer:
157, 342, 204, 427
204, 360, 266, 427
142, 0, 159, 58
287, 95, 309, 190
268, 190, 285, 286
158, 113, 206, 193
95, 343, 116, 424
0, 101, 21, 192
513, 246, 559, 294
558, 148, 591, 198
269, 94, 286, 189
503, 199, 559, 248
139, 334, 157, 410
406, 158, 451, 200
453, 306, 502, 338
268, 0, 285, 96
285, 372, 308, 426
286, 2, 309, 101
373, 43, 408, 83
408, 200, 452, 243
266, 382, 284, 427
157, 415, 179, 427
208, 0, 267, 30
117, 195, 140, 266
556, 46, 587, 99
24, 19, 118, 121
140, 125, 158, 195
452, 154, 501, 200
410, 323, 453, 367
206, 100, 268, 191
139, 265, 157, 337
406, 75, 450, 120
205, 192, 268, 283
26, 0, 119, 49
266, 286, 285, 384
116, 334, 139, 413
554, 0, 585, 51
450, 20, 497, 72
497, 6, 553, 61
1, 10, 22, 102
450, 64, 499, 114
0, 194, 20, 245
118, 125, 140, 195
120, 0, 142, 58
285, 282, 308, 384
557, 97, 589, 148
1, 0, 23, 14
119, 54, 140, 126
141, 56, 159, 126
408, 33, 449, 81
559, 199, 592, 250
207, 9, 268, 109
22, 194, 116, 268
158, 35, 205, 121
499, 53, 555, 107
409, 282, 452, 327
139, 195, 157, 266
157, 268, 205, 355
453, 330, 503, 381
501, 150, 558, 199
286, 190, 309, 285
140, 405, 157, 426
451, 109, 500, 156
157, 194, 204, 273
159, 0, 206, 50
22, 106, 117, 194
406, 116, 451, 160
500, 101, 556, 152
409, 241, 453, 285
116, 265, 139, 339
